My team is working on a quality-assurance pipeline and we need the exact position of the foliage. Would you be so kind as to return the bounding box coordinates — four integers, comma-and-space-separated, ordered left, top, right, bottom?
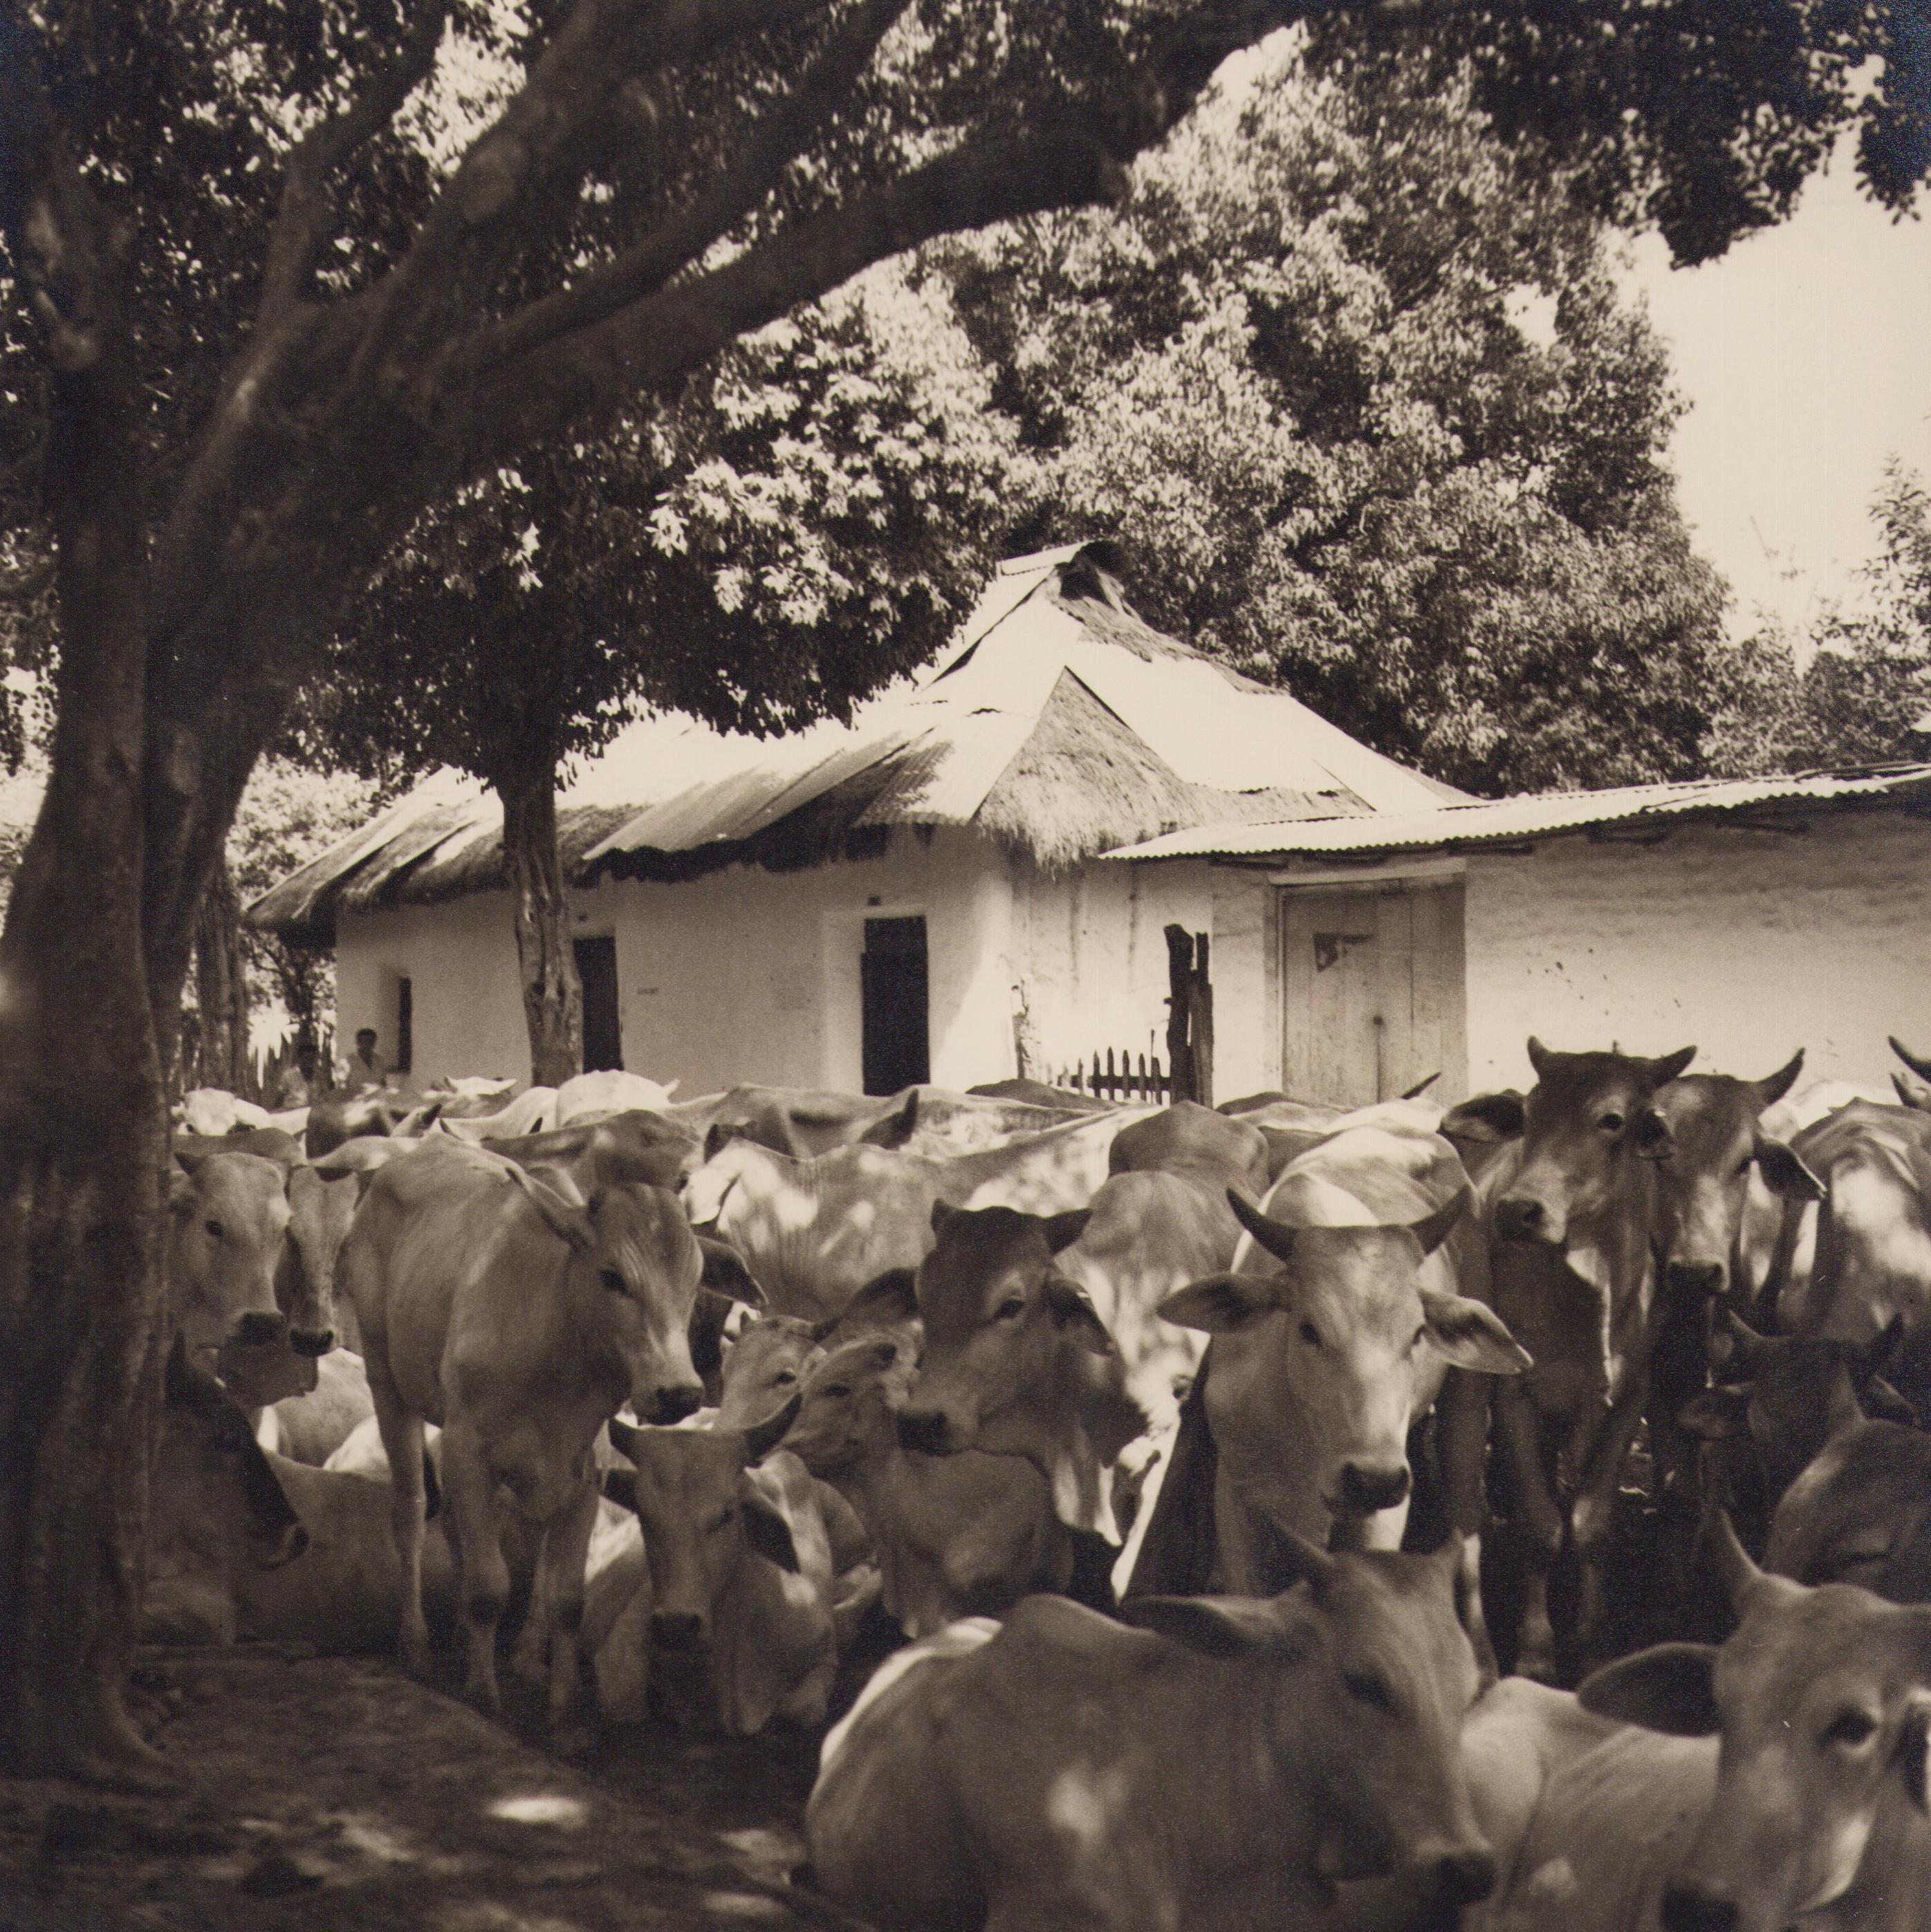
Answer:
1706, 463, 1931, 777
924, 55, 1730, 795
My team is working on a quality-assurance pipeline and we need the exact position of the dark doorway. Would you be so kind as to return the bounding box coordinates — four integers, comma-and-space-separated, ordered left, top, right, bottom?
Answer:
861, 916, 930, 1095
574, 935, 622, 1072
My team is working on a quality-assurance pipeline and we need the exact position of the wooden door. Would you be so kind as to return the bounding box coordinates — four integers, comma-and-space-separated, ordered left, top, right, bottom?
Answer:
573, 935, 622, 1072
1279, 884, 1464, 1106
860, 916, 930, 1096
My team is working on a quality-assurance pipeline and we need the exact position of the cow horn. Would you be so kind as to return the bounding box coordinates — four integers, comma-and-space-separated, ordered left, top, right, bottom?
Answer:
1401, 1070, 1440, 1100
1251, 1518, 1340, 1596
739, 1388, 804, 1464
1407, 1187, 1469, 1257
1648, 1045, 1698, 1087
1706, 1508, 1770, 1617
1525, 1035, 1552, 1078
1720, 1308, 1769, 1368
1751, 1048, 1805, 1109
1227, 1189, 1296, 1264
1892, 1037, 1931, 1084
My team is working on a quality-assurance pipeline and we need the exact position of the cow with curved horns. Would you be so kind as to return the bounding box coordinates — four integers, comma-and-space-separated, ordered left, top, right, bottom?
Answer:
340, 1137, 759, 1744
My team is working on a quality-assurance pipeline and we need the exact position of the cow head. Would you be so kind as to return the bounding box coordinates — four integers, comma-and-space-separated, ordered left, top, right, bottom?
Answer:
896, 1202, 1121, 1459
715, 1314, 824, 1432
1580, 1514, 1931, 1932
1491, 1039, 1696, 1247
603, 1405, 803, 1656
1122, 1534, 1494, 1903
783, 1336, 914, 1478
1160, 1188, 1526, 1527
274, 1164, 358, 1358
510, 1170, 759, 1424
169, 1149, 302, 1374
1634, 1055, 1818, 1300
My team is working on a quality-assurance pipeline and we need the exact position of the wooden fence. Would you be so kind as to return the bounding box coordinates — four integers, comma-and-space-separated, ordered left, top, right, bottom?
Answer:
1048, 1048, 1172, 1104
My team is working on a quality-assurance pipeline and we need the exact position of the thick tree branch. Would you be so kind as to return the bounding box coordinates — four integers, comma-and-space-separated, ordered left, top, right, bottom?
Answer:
256, 0, 450, 328
446, 0, 910, 385
445, 127, 1134, 468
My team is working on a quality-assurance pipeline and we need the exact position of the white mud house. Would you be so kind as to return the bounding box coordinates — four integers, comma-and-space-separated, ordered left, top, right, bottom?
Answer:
246, 542, 1458, 1099
250, 538, 1931, 1104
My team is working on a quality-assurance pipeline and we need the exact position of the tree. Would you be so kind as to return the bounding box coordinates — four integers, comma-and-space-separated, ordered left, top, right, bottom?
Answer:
305, 286, 1013, 1084
1707, 462, 1931, 777
924, 53, 1731, 794
0, 0, 1923, 1785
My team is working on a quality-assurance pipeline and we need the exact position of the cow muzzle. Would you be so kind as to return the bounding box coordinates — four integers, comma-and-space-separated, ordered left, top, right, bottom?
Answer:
649, 1610, 705, 1651
251, 1518, 310, 1570
1665, 1261, 1726, 1299
640, 1383, 704, 1425
1427, 1847, 1496, 1906
1337, 1461, 1411, 1514
289, 1326, 335, 1357
1660, 1883, 1739, 1932
1494, 1194, 1562, 1245
895, 1408, 953, 1456
234, 1309, 290, 1348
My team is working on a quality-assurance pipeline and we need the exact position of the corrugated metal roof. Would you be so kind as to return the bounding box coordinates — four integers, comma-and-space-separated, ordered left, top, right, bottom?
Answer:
1104, 764, 1931, 861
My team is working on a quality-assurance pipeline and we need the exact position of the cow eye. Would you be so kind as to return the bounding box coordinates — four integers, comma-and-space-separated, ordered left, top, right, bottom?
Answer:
1598, 1111, 1625, 1133
599, 1267, 626, 1294
1343, 1670, 1396, 1713
1735, 1156, 1755, 1178
204, 1218, 225, 1241
823, 1383, 851, 1400
1299, 1319, 1322, 1348
1822, 1708, 1879, 1749
710, 1505, 737, 1533
997, 1295, 1026, 1321
773, 1370, 797, 1388
1410, 1324, 1428, 1353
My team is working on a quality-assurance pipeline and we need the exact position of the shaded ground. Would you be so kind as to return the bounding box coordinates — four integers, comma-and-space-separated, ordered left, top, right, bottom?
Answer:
0, 1648, 861, 1932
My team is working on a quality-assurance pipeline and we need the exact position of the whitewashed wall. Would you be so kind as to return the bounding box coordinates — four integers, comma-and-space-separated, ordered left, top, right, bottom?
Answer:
335, 826, 1020, 1095
1461, 812, 1931, 1093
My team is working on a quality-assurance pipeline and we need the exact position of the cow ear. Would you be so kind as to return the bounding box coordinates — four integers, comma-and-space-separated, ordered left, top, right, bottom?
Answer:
1119, 1594, 1286, 1657
1042, 1274, 1114, 1354
1525, 1037, 1552, 1079
697, 1236, 764, 1308
1440, 1091, 1525, 1144
739, 1389, 803, 1464
1578, 1644, 1720, 1736
1158, 1272, 1278, 1335
815, 1267, 920, 1342
1649, 1046, 1698, 1087
1865, 1376, 1919, 1430
1753, 1137, 1824, 1201
602, 1467, 638, 1514
1407, 1187, 1468, 1258
1042, 1208, 1091, 1254
607, 1415, 643, 1465
1419, 1290, 1531, 1375
1903, 1697, 1930, 1812
1676, 1386, 1750, 1440
930, 1199, 958, 1238
864, 1088, 921, 1149
741, 1489, 801, 1573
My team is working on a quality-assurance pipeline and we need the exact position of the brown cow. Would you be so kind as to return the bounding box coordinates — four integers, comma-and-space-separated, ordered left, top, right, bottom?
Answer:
1452, 1038, 1696, 1679
806, 1535, 1498, 1932
784, 1333, 1071, 1636
896, 1202, 1146, 1550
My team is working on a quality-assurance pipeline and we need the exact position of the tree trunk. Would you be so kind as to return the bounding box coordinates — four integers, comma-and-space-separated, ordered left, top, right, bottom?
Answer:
0, 319, 174, 1784
499, 770, 582, 1089
193, 853, 251, 1096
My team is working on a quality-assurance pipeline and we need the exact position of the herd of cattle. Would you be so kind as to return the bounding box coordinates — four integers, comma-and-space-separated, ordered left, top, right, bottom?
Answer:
147, 1043, 1931, 1931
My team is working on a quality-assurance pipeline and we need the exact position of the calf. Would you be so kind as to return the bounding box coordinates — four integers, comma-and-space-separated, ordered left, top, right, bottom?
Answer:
806, 1534, 1497, 1932
1455, 1038, 1696, 1678
589, 1405, 838, 1734
1542, 1517, 1931, 1932
714, 1313, 821, 1431
784, 1334, 1071, 1637
341, 1138, 752, 1742
897, 1202, 1146, 1547
1766, 1413, 1931, 1601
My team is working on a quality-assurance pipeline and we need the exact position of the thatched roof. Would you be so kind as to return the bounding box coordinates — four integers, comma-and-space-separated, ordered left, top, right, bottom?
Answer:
248, 543, 1465, 943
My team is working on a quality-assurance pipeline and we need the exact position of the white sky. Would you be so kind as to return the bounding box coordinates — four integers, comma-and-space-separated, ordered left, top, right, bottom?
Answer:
1619, 142, 1931, 640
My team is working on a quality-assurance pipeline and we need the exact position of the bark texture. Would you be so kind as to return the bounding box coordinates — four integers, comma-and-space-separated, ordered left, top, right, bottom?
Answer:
501, 774, 584, 1089
192, 855, 252, 1095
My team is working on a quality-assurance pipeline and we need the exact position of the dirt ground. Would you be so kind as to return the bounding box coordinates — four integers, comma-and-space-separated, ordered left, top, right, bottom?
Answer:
0, 1647, 866, 1932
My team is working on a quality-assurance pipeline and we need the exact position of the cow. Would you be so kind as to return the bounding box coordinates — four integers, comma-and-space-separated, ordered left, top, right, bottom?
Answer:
1450, 1038, 1697, 1680
340, 1137, 755, 1743
428, 1084, 559, 1142
1773, 1094, 1931, 1420
682, 1106, 1154, 1326
1504, 1516, 1931, 1932
255, 1346, 374, 1467
686, 1084, 925, 1161
1107, 1099, 1270, 1194
784, 1332, 1073, 1637
1766, 1412, 1931, 1602
168, 1148, 316, 1409
714, 1314, 822, 1431
456, 1108, 703, 1193
805, 1534, 1499, 1932
305, 1090, 411, 1160
553, 1068, 678, 1124
1130, 1124, 1527, 1596
896, 1202, 1147, 1557
587, 1404, 843, 1734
